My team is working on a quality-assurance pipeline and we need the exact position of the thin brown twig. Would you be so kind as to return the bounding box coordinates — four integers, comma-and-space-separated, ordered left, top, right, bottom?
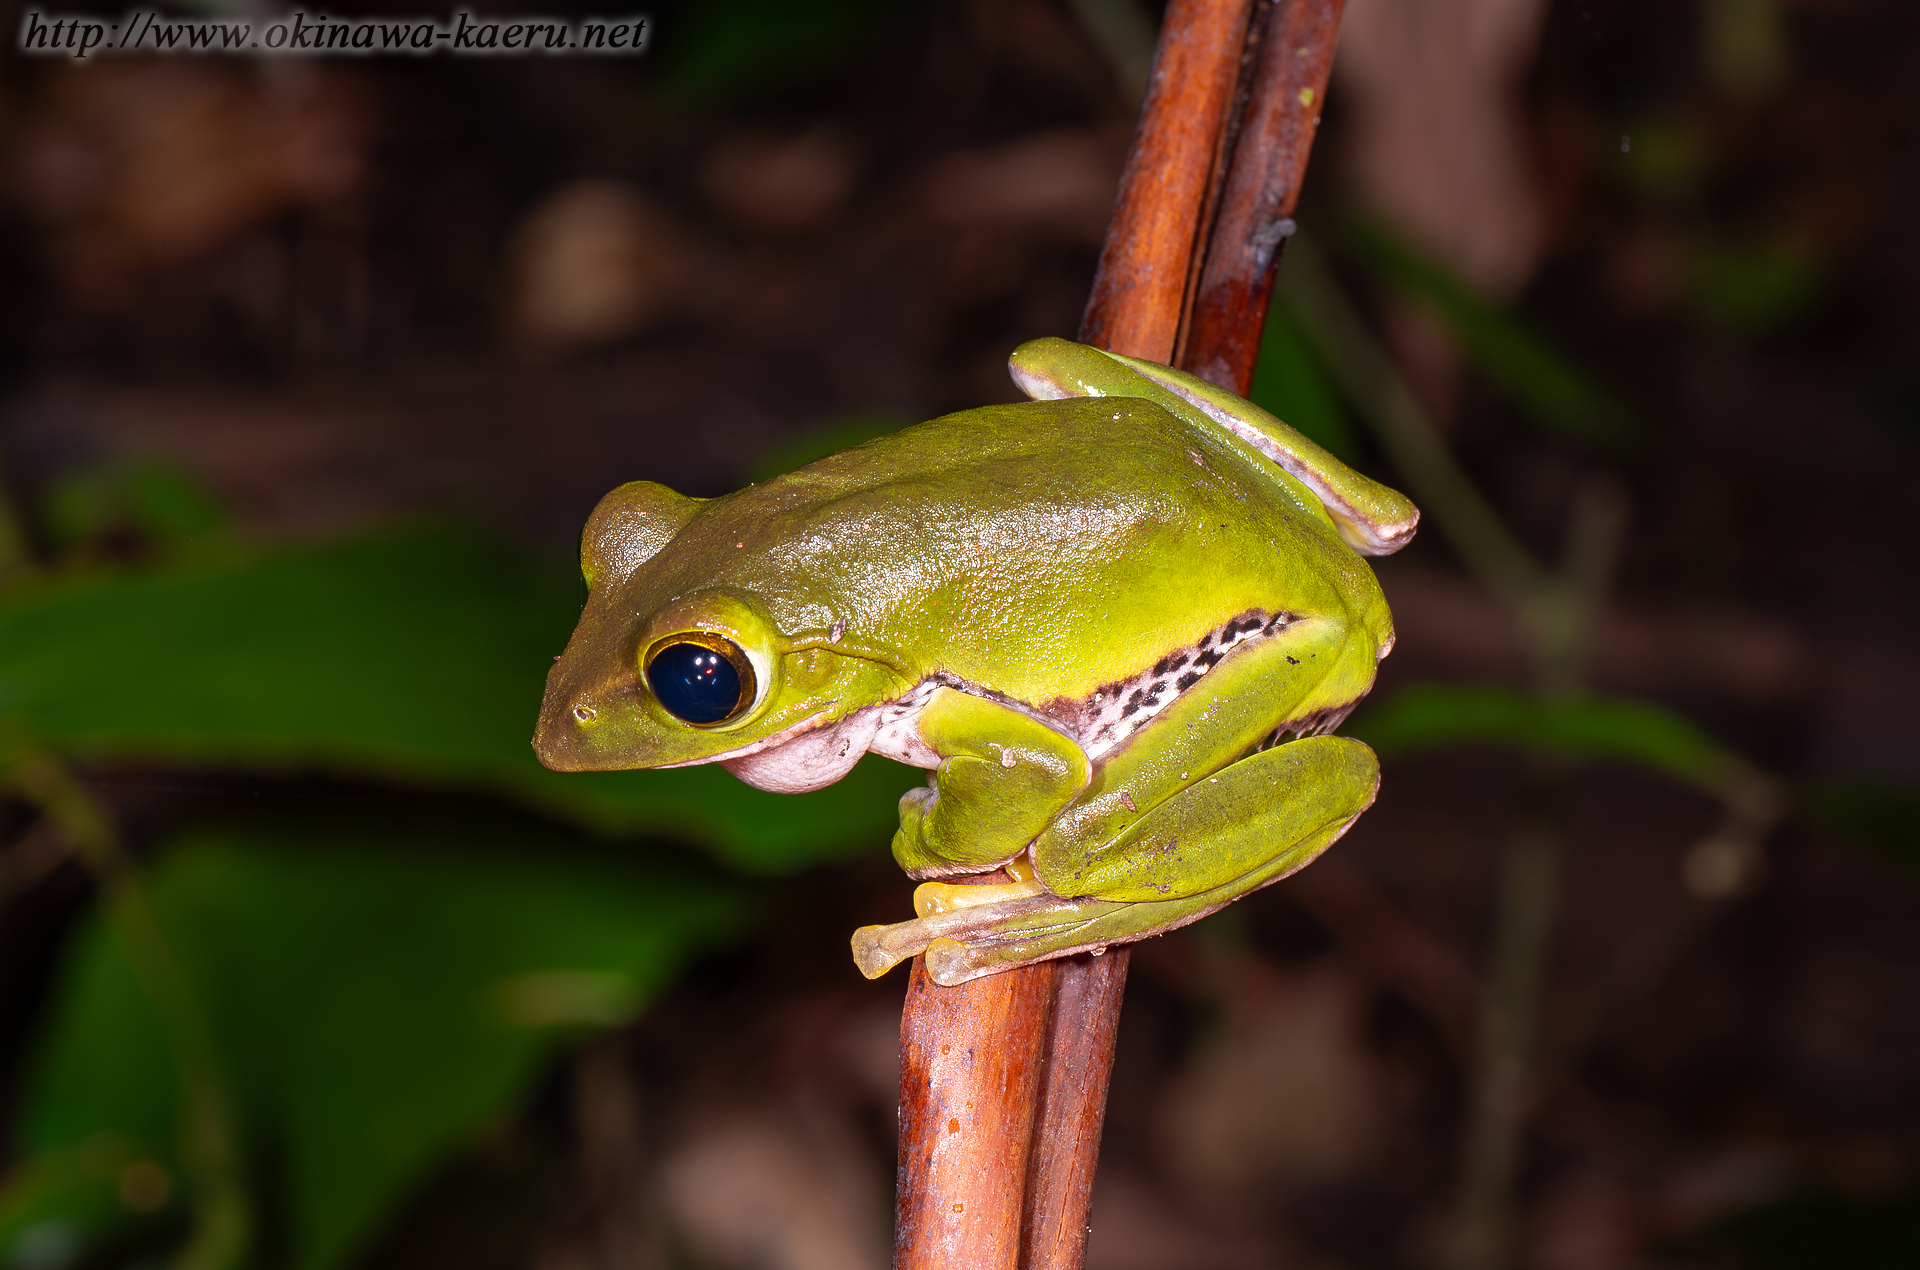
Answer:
1078, 0, 1257, 365
895, 951, 1057, 1268
1019, 950, 1130, 1268
1178, 0, 1347, 393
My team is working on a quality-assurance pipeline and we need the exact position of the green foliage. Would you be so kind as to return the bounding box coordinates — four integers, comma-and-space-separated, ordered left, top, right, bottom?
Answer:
42, 462, 230, 564
0, 523, 918, 874
1615, 115, 1709, 205
1684, 236, 1824, 338
1798, 779, 1920, 874
1670, 1187, 1920, 1269
658, 0, 901, 99
749, 414, 911, 485
3, 821, 744, 1270
0, 1133, 170, 1270
1350, 681, 1743, 792
0, 501, 918, 1270
1867, 366, 1920, 441
1334, 212, 1631, 444
1248, 299, 1359, 462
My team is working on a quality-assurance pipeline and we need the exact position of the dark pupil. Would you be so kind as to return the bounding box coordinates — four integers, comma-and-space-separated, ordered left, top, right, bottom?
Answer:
648, 642, 745, 724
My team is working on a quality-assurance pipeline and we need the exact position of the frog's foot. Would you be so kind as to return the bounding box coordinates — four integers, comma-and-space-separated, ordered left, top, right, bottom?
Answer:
851, 885, 1261, 986
850, 882, 1125, 983
853, 736, 1380, 986
851, 855, 1267, 986
853, 858, 1344, 987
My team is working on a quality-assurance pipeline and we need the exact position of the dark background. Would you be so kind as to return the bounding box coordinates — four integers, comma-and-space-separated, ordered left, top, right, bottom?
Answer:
1, 1, 1918, 1268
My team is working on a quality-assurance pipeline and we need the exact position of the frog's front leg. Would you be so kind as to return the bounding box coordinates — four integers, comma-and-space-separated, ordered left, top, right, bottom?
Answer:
890, 686, 1092, 878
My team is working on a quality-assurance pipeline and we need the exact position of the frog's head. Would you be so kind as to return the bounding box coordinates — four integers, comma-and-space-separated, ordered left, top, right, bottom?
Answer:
534, 480, 899, 790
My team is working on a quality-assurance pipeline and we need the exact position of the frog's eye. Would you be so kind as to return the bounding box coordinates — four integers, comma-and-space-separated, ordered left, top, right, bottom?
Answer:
644, 635, 757, 725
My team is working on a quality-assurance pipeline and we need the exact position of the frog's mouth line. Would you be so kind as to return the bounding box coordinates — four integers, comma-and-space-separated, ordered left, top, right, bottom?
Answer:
650, 705, 838, 769
657, 704, 881, 795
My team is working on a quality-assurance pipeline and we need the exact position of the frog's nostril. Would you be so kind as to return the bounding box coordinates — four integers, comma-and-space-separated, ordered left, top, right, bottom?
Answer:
572, 704, 596, 723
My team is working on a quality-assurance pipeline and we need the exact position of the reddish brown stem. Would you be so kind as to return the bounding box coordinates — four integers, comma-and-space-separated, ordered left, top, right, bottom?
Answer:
1019, 950, 1131, 1269
1180, 0, 1346, 394
1080, 0, 1258, 362
895, 954, 1057, 1270
893, 4, 1346, 1267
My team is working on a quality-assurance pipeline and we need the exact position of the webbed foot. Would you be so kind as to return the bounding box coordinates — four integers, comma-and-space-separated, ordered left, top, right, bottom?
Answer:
851, 736, 1379, 986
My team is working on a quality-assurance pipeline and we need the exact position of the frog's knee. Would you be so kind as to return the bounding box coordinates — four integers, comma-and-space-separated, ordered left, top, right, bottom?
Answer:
890, 787, 940, 873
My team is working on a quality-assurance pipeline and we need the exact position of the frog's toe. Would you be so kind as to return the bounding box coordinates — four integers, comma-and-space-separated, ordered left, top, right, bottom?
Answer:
850, 921, 918, 980
849, 889, 1131, 984
849, 887, 1101, 981
922, 937, 982, 985
913, 875, 1047, 916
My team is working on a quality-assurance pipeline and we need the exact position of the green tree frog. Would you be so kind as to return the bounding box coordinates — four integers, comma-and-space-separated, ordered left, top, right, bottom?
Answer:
535, 338, 1417, 986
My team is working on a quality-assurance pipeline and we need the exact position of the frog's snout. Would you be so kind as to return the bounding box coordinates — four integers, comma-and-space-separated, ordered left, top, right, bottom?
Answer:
532, 693, 598, 771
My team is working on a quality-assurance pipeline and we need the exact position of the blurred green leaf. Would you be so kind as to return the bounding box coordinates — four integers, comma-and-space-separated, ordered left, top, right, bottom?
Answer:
1248, 297, 1359, 462
749, 413, 910, 484
1670, 1187, 1920, 1269
1799, 779, 1920, 874
1866, 365, 1920, 441
43, 462, 229, 562
0, 1134, 179, 1270
660, 0, 898, 98
5, 820, 743, 1270
0, 523, 917, 873
1349, 681, 1742, 791
1615, 114, 1709, 204
1685, 236, 1823, 338
1335, 212, 1631, 444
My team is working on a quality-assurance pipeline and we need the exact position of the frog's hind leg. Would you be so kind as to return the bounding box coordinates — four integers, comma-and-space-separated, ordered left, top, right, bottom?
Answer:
851, 734, 1378, 985
850, 611, 1383, 985
1009, 337, 1418, 555
1033, 608, 1376, 899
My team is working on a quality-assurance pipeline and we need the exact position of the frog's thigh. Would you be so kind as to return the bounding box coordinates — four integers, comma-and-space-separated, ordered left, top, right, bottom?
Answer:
892, 688, 1092, 878
1063, 735, 1378, 901
1034, 616, 1365, 897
